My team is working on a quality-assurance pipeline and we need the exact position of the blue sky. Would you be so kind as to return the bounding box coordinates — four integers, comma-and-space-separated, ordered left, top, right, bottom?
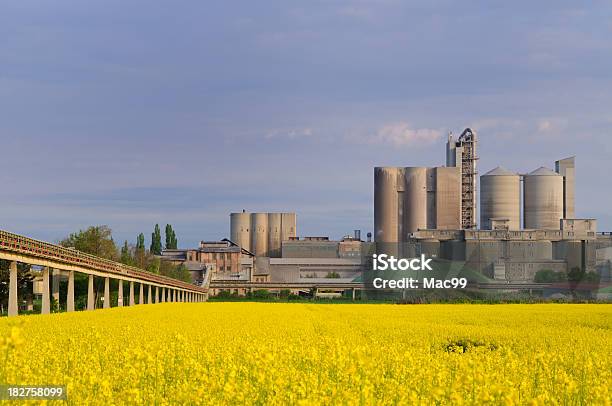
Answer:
1, 1, 611, 248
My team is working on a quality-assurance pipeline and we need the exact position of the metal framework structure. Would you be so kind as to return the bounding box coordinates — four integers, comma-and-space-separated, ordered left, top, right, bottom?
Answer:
456, 128, 478, 229
0, 229, 207, 292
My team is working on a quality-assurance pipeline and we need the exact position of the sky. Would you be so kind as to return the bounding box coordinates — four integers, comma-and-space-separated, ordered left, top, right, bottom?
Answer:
1, 0, 611, 248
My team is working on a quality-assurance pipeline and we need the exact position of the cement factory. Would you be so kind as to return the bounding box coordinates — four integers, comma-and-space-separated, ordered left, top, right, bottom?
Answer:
374, 128, 608, 282
161, 128, 611, 298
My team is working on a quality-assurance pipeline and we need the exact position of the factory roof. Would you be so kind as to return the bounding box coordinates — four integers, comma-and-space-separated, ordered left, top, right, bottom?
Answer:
269, 258, 361, 266
483, 166, 517, 176
529, 167, 560, 176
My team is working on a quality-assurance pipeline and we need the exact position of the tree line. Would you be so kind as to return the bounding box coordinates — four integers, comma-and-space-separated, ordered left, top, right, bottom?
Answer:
64, 224, 188, 281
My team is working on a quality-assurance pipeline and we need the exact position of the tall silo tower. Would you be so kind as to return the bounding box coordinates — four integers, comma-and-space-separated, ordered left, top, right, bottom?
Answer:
250, 213, 269, 257
523, 167, 564, 229
267, 213, 282, 258
230, 212, 251, 252
374, 167, 402, 243
480, 167, 520, 230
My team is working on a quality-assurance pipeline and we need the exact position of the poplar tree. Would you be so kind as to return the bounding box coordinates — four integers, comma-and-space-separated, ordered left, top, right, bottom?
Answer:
150, 224, 162, 255
120, 240, 132, 265
165, 224, 178, 249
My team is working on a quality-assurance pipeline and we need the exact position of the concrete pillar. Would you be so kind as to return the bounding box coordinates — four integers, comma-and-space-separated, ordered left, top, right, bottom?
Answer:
118, 279, 124, 307
51, 268, 60, 306
167, 288, 171, 302
8, 261, 18, 317
41, 266, 51, 315
129, 281, 135, 306
103, 277, 110, 309
155, 286, 159, 303
87, 274, 95, 310
173, 289, 176, 302
147, 285, 152, 304
352, 288, 356, 301
67, 270, 75, 312
139, 283, 144, 305
161, 287, 165, 303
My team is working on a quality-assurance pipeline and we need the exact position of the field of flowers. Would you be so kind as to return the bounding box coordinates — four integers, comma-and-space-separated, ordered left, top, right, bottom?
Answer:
0, 303, 609, 405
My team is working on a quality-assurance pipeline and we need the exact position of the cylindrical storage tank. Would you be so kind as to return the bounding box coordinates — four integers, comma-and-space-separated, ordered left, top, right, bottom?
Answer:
267, 213, 282, 258
403, 167, 428, 235
280, 213, 297, 242
250, 213, 269, 257
524, 167, 564, 229
374, 167, 400, 243
480, 167, 520, 230
230, 213, 251, 252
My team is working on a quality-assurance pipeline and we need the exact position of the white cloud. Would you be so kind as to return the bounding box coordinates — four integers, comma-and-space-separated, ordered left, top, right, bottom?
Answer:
536, 117, 568, 134
264, 128, 313, 140
371, 122, 442, 146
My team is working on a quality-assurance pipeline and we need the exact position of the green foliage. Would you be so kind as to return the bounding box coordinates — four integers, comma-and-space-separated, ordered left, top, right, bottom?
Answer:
137, 233, 146, 250
120, 240, 134, 266
583, 271, 600, 283
568, 266, 585, 282
159, 262, 192, 283
0, 261, 34, 309
534, 269, 567, 283
135, 234, 146, 268
60, 225, 118, 261
251, 289, 271, 299
165, 224, 178, 250
150, 224, 163, 255
147, 257, 161, 274
325, 271, 341, 279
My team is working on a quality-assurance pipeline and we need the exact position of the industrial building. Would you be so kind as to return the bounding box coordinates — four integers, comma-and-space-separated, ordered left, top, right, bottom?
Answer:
230, 212, 297, 257
374, 127, 612, 283
374, 129, 479, 243
161, 239, 255, 285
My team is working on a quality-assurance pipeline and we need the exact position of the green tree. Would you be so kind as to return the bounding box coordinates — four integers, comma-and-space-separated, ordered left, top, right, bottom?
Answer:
147, 257, 160, 274
165, 224, 178, 249
0, 261, 34, 312
150, 224, 162, 255
568, 266, 585, 283
120, 240, 133, 266
159, 261, 191, 283
135, 233, 146, 269
534, 269, 566, 283
60, 225, 118, 260
137, 233, 145, 250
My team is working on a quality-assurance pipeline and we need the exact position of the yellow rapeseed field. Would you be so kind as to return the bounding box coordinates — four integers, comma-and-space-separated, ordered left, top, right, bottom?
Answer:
0, 303, 610, 405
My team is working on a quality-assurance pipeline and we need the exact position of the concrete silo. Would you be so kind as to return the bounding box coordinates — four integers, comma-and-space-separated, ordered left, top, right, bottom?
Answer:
524, 167, 564, 229
250, 213, 269, 257
374, 167, 401, 243
267, 213, 282, 258
280, 213, 297, 242
230, 212, 251, 252
403, 167, 428, 236
480, 167, 520, 230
